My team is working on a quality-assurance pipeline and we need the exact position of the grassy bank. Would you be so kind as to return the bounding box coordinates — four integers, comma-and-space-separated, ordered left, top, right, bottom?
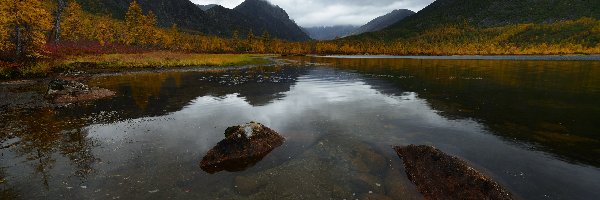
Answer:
0, 52, 271, 79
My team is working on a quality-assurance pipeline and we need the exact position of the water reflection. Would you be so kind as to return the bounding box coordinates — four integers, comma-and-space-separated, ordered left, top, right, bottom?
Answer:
1, 59, 599, 199
292, 56, 600, 166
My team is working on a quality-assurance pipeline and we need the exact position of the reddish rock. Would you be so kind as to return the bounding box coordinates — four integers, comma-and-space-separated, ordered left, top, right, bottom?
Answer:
200, 122, 285, 174
393, 145, 513, 200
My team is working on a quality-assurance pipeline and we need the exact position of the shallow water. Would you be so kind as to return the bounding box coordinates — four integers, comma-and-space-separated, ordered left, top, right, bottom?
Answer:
1, 57, 600, 199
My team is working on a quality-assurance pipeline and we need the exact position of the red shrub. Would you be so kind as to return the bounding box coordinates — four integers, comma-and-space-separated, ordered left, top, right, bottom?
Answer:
44, 40, 154, 58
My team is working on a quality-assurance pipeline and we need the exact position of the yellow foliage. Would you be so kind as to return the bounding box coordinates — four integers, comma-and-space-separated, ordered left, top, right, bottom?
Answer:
1, 0, 52, 57
0, 1, 10, 51
62, 0, 89, 41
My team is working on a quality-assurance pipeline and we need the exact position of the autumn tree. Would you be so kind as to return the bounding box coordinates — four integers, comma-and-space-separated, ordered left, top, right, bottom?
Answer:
0, 1, 10, 52
124, 0, 144, 45
1, 0, 52, 58
161, 24, 179, 49
61, 0, 89, 41
260, 31, 270, 53
231, 30, 241, 51
124, 1, 159, 46
245, 30, 254, 52
142, 11, 159, 45
94, 16, 115, 46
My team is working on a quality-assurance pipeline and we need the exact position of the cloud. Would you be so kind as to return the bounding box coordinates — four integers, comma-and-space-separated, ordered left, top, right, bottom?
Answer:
191, 0, 434, 27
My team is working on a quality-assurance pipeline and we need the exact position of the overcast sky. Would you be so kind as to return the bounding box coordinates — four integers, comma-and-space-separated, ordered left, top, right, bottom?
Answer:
190, 0, 435, 27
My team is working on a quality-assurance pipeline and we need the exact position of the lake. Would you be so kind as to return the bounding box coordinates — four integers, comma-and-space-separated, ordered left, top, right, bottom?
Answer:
1, 56, 599, 199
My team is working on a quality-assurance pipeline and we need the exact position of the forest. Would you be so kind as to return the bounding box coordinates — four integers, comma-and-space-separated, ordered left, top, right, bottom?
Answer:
0, 0, 599, 74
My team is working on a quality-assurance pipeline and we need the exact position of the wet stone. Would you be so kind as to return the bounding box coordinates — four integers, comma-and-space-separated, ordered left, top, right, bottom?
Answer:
200, 122, 285, 174
393, 145, 514, 200
47, 79, 115, 104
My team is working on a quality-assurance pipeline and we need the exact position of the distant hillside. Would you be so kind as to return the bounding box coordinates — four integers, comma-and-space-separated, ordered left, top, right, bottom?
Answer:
203, 5, 261, 37
351, 9, 414, 35
197, 4, 218, 11
234, 0, 310, 41
331, 0, 600, 55
75, 0, 309, 41
302, 25, 358, 40
76, 0, 223, 34
378, 0, 600, 38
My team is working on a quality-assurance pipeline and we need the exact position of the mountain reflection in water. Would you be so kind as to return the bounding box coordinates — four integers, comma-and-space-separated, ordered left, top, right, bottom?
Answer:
1, 58, 599, 199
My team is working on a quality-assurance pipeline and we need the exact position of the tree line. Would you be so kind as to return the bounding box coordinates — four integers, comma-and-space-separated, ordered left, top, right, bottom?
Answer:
1, 0, 599, 61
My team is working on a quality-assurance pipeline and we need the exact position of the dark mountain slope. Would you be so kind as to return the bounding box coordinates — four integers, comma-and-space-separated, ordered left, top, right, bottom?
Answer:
76, 0, 309, 41
197, 4, 217, 11
351, 9, 414, 35
379, 0, 600, 38
234, 0, 310, 41
76, 0, 217, 34
302, 25, 358, 40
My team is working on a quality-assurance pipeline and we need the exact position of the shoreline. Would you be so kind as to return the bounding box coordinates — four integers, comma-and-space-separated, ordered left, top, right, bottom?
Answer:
0, 53, 276, 80
315, 54, 600, 61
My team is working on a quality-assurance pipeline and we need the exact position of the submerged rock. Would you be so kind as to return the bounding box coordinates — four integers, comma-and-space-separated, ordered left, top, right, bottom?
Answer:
47, 79, 115, 104
216, 134, 420, 199
200, 122, 285, 174
393, 145, 513, 200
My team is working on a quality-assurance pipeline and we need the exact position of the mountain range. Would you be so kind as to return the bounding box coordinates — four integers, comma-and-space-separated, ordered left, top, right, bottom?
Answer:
76, 0, 310, 41
302, 25, 358, 40
74, 0, 599, 43
302, 9, 415, 40
351, 9, 415, 35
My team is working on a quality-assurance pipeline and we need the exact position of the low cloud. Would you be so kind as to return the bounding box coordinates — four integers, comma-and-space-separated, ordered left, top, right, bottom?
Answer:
191, 0, 434, 27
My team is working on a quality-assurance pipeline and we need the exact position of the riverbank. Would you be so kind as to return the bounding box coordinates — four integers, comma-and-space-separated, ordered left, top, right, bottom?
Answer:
0, 52, 271, 80
316, 54, 600, 61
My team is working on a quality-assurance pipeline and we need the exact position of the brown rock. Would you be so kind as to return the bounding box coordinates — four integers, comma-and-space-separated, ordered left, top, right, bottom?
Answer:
393, 145, 513, 200
200, 122, 285, 174
47, 79, 115, 104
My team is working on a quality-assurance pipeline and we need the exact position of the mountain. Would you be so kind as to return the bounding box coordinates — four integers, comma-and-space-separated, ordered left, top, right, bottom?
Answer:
75, 0, 309, 41
378, 0, 600, 38
351, 9, 414, 35
234, 0, 310, 41
203, 5, 262, 36
197, 4, 218, 11
302, 25, 358, 40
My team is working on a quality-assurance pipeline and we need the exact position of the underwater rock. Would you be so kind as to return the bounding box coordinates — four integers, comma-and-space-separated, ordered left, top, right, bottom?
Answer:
200, 122, 285, 174
213, 134, 424, 199
393, 145, 513, 200
234, 176, 263, 195
47, 79, 115, 104
384, 166, 422, 200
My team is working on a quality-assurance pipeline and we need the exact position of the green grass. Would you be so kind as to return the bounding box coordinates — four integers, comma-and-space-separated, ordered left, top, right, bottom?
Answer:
60, 52, 270, 68
0, 52, 272, 79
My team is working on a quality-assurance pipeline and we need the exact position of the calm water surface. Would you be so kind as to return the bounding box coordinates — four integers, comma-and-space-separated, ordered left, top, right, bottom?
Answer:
1, 57, 599, 199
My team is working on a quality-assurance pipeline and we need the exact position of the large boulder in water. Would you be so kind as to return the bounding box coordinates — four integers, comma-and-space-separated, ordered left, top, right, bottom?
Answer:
393, 145, 513, 200
200, 122, 285, 174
